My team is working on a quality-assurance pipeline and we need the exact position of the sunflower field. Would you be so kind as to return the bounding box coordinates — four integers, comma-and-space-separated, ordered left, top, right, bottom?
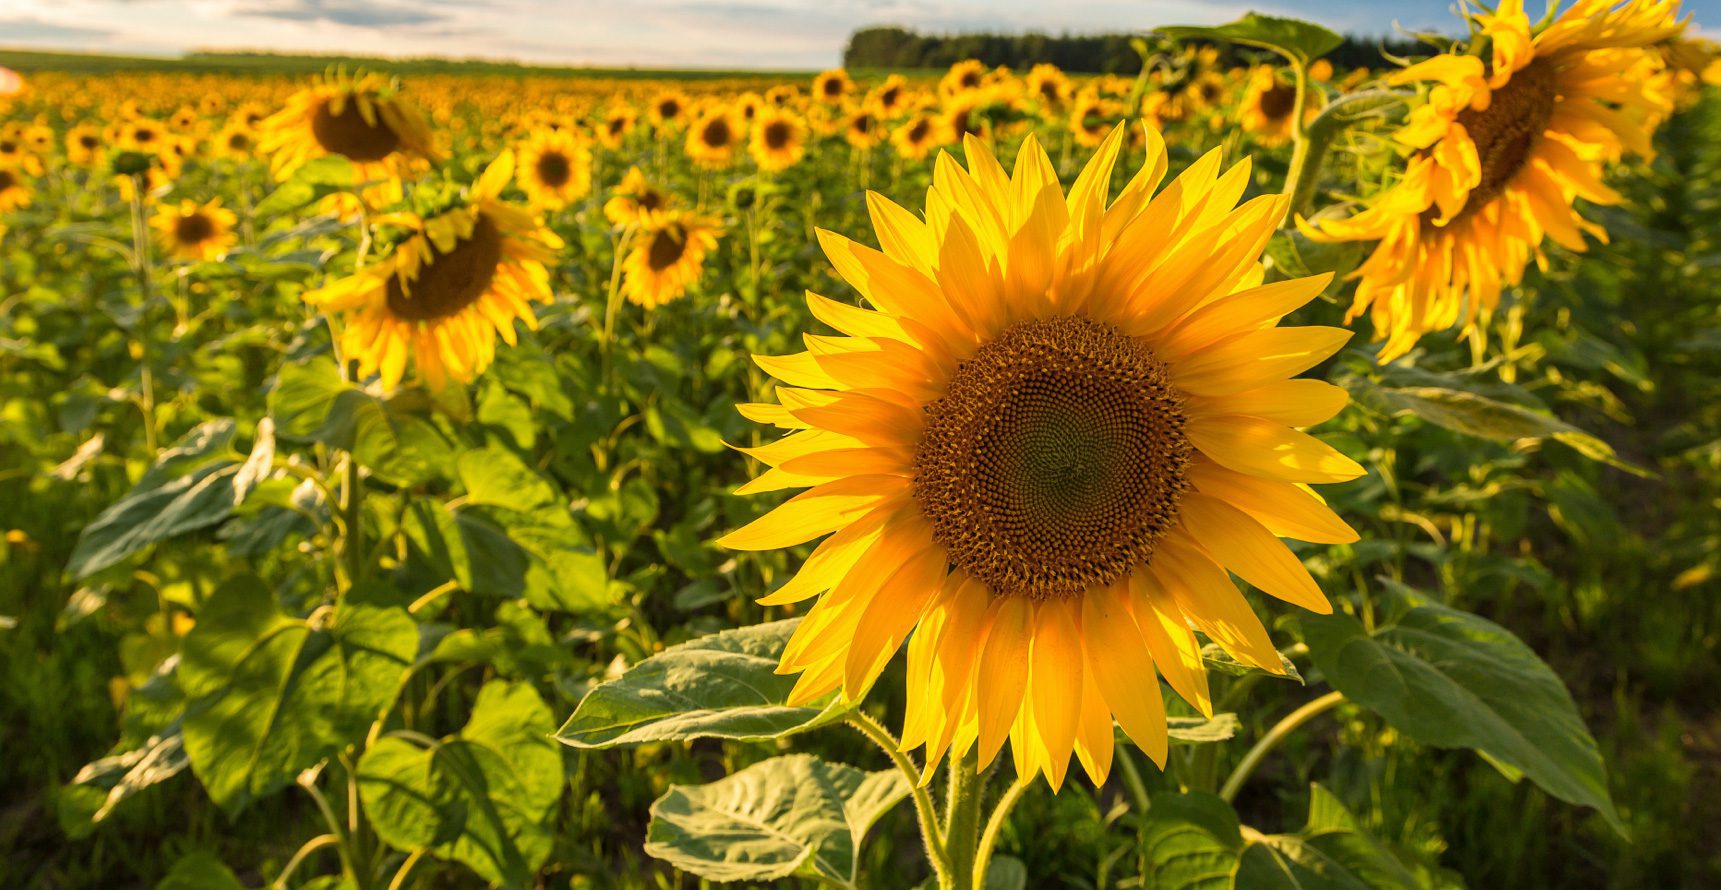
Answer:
3, 3, 1721, 888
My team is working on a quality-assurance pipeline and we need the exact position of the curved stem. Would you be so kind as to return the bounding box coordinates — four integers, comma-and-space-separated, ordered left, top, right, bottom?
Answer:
1279, 60, 1317, 218
272, 833, 339, 889
1219, 690, 1345, 803
972, 779, 1029, 888
385, 849, 426, 890
847, 710, 952, 885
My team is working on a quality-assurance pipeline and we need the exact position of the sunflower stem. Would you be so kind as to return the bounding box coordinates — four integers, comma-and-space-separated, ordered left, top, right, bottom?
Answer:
942, 755, 985, 890
599, 226, 635, 391
1219, 690, 1345, 803
1279, 60, 1320, 220
125, 175, 160, 457
847, 710, 953, 886
972, 779, 1030, 889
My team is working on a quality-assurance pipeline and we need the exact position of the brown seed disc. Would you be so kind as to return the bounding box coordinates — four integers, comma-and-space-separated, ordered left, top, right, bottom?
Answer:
646, 226, 689, 271
1430, 61, 1559, 225
763, 121, 792, 150
912, 315, 1193, 600
1258, 83, 1297, 121
701, 118, 733, 148
311, 98, 402, 163
386, 215, 504, 322
535, 150, 572, 188
174, 212, 215, 245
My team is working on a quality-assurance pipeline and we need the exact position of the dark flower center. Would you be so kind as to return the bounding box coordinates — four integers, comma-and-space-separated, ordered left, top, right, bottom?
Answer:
763, 120, 792, 150
535, 150, 572, 187
647, 226, 688, 271
1258, 84, 1296, 120
311, 97, 402, 162
1435, 61, 1560, 225
701, 118, 732, 148
174, 212, 216, 245
386, 215, 504, 322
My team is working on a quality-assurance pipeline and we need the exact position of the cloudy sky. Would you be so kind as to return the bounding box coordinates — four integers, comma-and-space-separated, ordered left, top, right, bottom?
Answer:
0, 0, 1712, 69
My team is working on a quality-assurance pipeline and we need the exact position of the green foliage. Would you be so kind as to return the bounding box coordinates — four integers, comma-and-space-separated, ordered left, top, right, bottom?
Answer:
1160, 14, 1343, 67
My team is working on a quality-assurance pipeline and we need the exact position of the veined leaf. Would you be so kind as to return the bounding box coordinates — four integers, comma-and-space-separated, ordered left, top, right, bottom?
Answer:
1160, 14, 1342, 67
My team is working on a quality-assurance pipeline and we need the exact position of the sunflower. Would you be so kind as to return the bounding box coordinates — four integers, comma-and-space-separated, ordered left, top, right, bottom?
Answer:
0, 133, 39, 176
940, 60, 988, 98
66, 124, 104, 167
813, 69, 854, 105
1183, 72, 1229, 112
765, 85, 800, 107
736, 91, 765, 122
649, 90, 690, 129
890, 113, 944, 161
1308, 59, 1335, 83
866, 75, 911, 119
259, 71, 439, 181
213, 120, 257, 160
598, 104, 637, 150
603, 166, 673, 227
1026, 64, 1072, 112
844, 108, 882, 150
750, 106, 808, 172
1302, 0, 1684, 361
151, 198, 238, 262
0, 165, 31, 213
686, 106, 743, 168
302, 154, 561, 392
1239, 67, 1319, 147
720, 126, 1361, 790
516, 128, 592, 210
621, 210, 720, 308
1069, 92, 1119, 148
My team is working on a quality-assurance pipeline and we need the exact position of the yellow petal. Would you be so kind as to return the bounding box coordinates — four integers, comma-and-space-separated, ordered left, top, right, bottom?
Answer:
976, 595, 1032, 770
717, 474, 906, 550
1177, 493, 1333, 614
1082, 581, 1170, 766
1186, 415, 1366, 484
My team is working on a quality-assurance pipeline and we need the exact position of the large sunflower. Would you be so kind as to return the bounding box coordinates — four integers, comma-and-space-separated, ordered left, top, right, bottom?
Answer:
750, 106, 808, 172
151, 198, 238, 262
622, 210, 720, 308
303, 154, 561, 391
1301, 0, 1684, 361
720, 126, 1362, 790
515, 128, 593, 210
259, 72, 439, 181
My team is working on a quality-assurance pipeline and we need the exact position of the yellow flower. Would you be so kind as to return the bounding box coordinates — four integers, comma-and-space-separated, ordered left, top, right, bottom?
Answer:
151, 198, 238, 262
213, 120, 257, 160
598, 104, 637, 150
622, 210, 720, 308
0, 130, 40, 176
1239, 66, 1319, 147
604, 166, 672, 227
649, 90, 690, 129
844, 108, 883, 150
1070, 92, 1119, 148
302, 154, 562, 392
0, 165, 31, 213
865, 75, 911, 119
721, 126, 1361, 790
686, 105, 744, 168
1026, 64, 1072, 112
940, 60, 988, 98
890, 113, 944, 161
813, 69, 854, 105
1302, 0, 1685, 361
750, 106, 808, 172
1309, 59, 1335, 83
259, 72, 439, 181
515, 128, 592, 210
66, 124, 105, 167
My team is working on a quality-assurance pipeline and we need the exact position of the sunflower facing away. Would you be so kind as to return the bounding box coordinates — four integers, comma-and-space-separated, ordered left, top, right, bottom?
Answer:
515, 128, 593, 211
303, 154, 561, 391
151, 198, 237, 262
719, 126, 1363, 790
1302, 0, 1685, 361
622, 210, 720, 308
259, 71, 439, 181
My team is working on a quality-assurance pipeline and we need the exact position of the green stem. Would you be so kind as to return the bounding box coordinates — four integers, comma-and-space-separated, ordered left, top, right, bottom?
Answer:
271, 833, 339, 889
1278, 60, 1317, 219
847, 711, 952, 886
943, 756, 985, 890
973, 780, 1029, 889
599, 226, 636, 390
298, 771, 361, 887
1219, 690, 1345, 803
385, 849, 425, 890
1116, 746, 1152, 813
341, 450, 364, 591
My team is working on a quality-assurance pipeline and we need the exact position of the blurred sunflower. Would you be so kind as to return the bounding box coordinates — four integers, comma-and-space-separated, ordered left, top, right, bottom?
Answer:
66, 124, 104, 167
866, 75, 911, 119
1239, 67, 1318, 147
516, 128, 592, 210
1302, 0, 1684, 360
813, 69, 853, 105
598, 104, 637, 150
622, 210, 720, 308
0, 132, 39, 175
0, 166, 31, 212
736, 91, 765, 123
890, 113, 943, 161
1070, 92, 1118, 148
120, 118, 168, 156
603, 166, 672, 227
1183, 72, 1229, 112
259, 72, 439, 180
686, 106, 743, 168
1026, 64, 1072, 112
303, 154, 561, 391
844, 109, 882, 150
750, 106, 808, 172
649, 90, 689, 129
213, 120, 256, 160
151, 198, 238, 262
940, 59, 988, 97
721, 126, 1360, 790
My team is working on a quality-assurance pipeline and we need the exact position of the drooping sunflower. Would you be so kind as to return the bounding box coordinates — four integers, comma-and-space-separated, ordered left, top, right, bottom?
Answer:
1239, 67, 1319, 147
719, 126, 1362, 790
603, 166, 672, 227
686, 106, 743, 168
750, 106, 808, 172
302, 154, 562, 392
259, 72, 439, 181
0, 165, 31, 213
890, 113, 944, 161
621, 210, 720, 308
515, 128, 593, 210
813, 69, 854, 105
1302, 0, 1685, 361
598, 104, 637, 150
151, 198, 238, 262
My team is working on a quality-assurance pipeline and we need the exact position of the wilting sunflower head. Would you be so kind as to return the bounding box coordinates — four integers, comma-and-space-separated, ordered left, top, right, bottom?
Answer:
686, 106, 743, 168
151, 198, 237, 262
750, 106, 808, 172
621, 210, 720, 309
258, 71, 440, 181
720, 125, 1363, 791
1301, 0, 1686, 361
604, 166, 674, 227
516, 128, 593, 211
302, 154, 561, 392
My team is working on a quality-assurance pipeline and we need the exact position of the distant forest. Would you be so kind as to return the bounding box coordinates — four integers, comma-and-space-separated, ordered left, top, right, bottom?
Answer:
843, 26, 1434, 74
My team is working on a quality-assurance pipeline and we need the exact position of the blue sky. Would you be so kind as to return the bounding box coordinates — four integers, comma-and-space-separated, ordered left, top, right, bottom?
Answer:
0, 0, 1712, 69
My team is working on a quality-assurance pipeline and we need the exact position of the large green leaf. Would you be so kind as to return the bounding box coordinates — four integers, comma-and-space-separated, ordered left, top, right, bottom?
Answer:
268, 356, 455, 486
180, 577, 417, 813
157, 850, 246, 890
253, 155, 357, 216
1236, 785, 1425, 889
68, 419, 274, 578
358, 680, 562, 888
458, 446, 560, 514
644, 754, 908, 887
1302, 587, 1621, 831
70, 719, 189, 823
556, 618, 847, 748
1138, 792, 1244, 890
1160, 13, 1342, 67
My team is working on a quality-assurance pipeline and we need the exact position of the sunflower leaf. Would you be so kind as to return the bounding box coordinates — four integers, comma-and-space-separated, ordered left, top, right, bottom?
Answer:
1159, 14, 1342, 68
